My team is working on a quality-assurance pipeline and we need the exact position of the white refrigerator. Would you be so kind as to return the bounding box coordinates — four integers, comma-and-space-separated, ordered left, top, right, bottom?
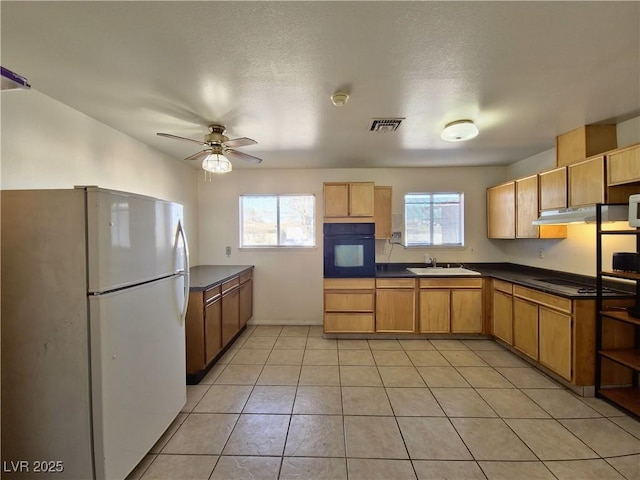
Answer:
1, 187, 189, 480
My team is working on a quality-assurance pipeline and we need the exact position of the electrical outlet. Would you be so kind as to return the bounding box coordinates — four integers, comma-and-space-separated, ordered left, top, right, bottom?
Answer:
391, 231, 402, 239
226, 246, 231, 256
538, 248, 544, 258
470, 247, 475, 255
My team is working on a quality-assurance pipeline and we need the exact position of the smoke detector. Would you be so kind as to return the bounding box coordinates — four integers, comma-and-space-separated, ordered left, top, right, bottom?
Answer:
369, 118, 404, 133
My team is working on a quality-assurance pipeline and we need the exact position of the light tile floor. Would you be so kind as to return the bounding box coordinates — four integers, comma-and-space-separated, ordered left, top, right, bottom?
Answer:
128, 325, 640, 480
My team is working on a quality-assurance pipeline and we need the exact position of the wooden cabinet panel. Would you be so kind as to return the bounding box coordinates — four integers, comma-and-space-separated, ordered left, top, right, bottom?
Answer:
419, 278, 482, 289
325, 291, 374, 312
374, 186, 392, 239
350, 182, 375, 216
451, 289, 483, 333
607, 144, 640, 186
239, 278, 253, 327
514, 285, 572, 313
323, 183, 349, 217
568, 156, 606, 207
516, 175, 539, 238
492, 289, 513, 344
419, 289, 450, 333
376, 288, 415, 333
539, 307, 572, 380
324, 313, 374, 333
204, 297, 222, 364
539, 167, 568, 211
513, 297, 539, 360
222, 287, 240, 345
487, 182, 515, 239
185, 292, 205, 375
325, 278, 376, 290
556, 125, 617, 167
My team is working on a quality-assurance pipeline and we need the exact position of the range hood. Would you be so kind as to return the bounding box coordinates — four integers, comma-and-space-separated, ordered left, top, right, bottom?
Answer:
533, 205, 628, 225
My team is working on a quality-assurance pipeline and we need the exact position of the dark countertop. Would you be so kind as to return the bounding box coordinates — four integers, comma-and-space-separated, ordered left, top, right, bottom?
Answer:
189, 265, 253, 291
375, 262, 634, 300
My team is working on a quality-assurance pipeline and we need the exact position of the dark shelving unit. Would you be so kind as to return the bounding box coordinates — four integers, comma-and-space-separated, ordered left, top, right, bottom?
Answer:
595, 203, 640, 418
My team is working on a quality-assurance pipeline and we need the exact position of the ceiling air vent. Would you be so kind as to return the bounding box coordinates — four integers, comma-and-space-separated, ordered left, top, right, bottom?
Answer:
369, 118, 404, 133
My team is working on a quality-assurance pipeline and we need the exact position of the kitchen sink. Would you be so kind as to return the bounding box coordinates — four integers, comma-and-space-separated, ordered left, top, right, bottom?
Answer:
407, 267, 481, 276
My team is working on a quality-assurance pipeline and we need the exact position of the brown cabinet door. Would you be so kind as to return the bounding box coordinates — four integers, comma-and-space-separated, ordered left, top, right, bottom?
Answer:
513, 298, 539, 360
374, 186, 392, 239
324, 183, 349, 217
492, 290, 513, 344
451, 289, 483, 333
376, 288, 416, 333
568, 156, 605, 207
539, 307, 572, 380
222, 287, 240, 345
349, 182, 375, 216
239, 279, 253, 327
487, 182, 515, 239
607, 144, 640, 186
204, 298, 222, 364
516, 175, 539, 239
539, 167, 567, 210
419, 289, 450, 333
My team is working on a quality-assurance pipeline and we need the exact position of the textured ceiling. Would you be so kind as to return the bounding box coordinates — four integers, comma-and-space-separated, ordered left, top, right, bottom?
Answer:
2, 1, 639, 170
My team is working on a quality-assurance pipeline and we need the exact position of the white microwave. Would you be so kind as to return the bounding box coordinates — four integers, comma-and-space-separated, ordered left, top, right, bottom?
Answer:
629, 194, 640, 227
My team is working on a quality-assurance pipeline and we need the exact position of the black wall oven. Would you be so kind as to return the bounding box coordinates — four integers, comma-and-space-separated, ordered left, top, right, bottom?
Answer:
323, 223, 376, 278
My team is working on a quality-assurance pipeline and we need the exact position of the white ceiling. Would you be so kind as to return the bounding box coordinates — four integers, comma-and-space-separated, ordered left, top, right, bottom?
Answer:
2, 1, 639, 170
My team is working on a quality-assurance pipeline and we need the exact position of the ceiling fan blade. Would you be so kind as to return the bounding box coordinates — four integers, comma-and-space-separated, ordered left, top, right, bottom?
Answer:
224, 137, 257, 148
184, 149, 211, 162
224, 149, 263, 164
157, 132, 207, 146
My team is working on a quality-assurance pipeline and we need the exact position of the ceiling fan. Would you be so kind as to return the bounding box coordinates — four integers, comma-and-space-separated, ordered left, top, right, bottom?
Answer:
157, 124, 262, 174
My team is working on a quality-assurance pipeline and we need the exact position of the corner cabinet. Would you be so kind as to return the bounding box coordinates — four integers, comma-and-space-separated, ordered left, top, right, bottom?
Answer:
595, 204, 640, 417
323, 182, 374, 220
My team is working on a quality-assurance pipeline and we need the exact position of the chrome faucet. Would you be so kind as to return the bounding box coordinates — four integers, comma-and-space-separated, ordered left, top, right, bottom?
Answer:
429, 257, 437, 267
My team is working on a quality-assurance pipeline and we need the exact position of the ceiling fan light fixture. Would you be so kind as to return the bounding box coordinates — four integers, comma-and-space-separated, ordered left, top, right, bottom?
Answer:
202, 153, 232, 173
441, 120, 479, 142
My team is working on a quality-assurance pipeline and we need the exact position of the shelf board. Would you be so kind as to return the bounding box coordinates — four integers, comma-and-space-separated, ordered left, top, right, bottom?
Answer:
601, 270, 640, 281
600, 309, 640, 326
597, 387, 640, 417
598, 229, 640, 235
600, 349, 640, 371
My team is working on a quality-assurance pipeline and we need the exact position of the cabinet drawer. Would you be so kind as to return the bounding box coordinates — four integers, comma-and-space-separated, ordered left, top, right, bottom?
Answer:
419, 278, 483, 289
493, 279, 513, 294
513, 285, 572, 313
239, 271, 252, 284
324, 313, 374, 333
324, 278, 375, 290
221, 277, 240, 295
376, 278, 416, 288
205, 285, 221, 302
325, 291, 374, 312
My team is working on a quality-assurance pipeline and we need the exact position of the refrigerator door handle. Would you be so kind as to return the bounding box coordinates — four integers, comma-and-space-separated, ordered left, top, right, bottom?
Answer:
177, 219, 190, 322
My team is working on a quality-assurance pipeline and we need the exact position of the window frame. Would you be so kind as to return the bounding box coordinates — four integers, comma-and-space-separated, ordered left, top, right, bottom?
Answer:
403, 192, 465, 247
239, 193, 316, 248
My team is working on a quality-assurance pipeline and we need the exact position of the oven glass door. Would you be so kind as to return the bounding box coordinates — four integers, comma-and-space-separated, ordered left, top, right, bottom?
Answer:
324, 236, 375, 278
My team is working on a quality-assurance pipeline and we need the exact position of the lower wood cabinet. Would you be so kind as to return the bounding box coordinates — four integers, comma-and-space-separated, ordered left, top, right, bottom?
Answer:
239, 271, 253, 328
221, 278, 240, 345
492, 280, 513, 344
513, 297, 540, 361
419, 278, 483, 333
375, 278, 416, 333
204, 290, 222, 365
323, 278, 375, 333
539, 306, 572, 380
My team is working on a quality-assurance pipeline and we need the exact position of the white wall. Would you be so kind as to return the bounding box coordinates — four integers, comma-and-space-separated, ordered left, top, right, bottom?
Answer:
0, 91, 200, 263
502, 116, 640, 276
197, 166, 506, 325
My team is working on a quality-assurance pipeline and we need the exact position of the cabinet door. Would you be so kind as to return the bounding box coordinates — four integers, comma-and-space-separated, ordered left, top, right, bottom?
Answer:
516, 175, 539, 238
324, 184, 349, 217
419, 289, 450, 333
513, 297, 539, 360
221, 288, 240, 345
539, 307, 572, 380
607, 144, 640, 186
204, 298, 222, 364
349, 182, 375, 216
539, 167, 567, 211
239, 279, 253, 327
492, 290, 513, 344
568, 156, 605, 206
487, 182, 515, 239
376, 288, 415, 333
451, 289, 483, 333
374, 186, 392, 239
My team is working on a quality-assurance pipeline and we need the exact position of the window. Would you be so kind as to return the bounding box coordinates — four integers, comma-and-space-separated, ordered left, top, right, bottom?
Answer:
404, 192, 464, 246
240, 194, 315, 247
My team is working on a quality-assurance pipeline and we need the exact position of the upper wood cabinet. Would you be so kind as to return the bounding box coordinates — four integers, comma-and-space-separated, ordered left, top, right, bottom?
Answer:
539, 166, 567, 211
516, 175, 539, 238
556, 125, 617, 167
568, 156, 606, 207
607, 143, 640, 186
374, 186, 392, 239
323, 182, 374, 220
487, 182, 515, 239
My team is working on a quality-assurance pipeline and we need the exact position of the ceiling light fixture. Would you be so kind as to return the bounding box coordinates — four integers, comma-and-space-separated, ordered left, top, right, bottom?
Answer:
441, 120, 479, 142
330, 92, 349, 107
202, 153, 232, 174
